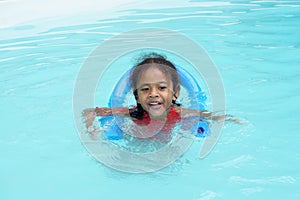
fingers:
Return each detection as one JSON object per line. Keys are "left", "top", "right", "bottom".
{"left": 81, "top": 109, "right": 96, "bottom": 128}
{"left": 82, "top": 108, "right": 95, "bottom": 117}
{"left": 85, "top": 116, "right": 96, "bottom": 128}
{"left": 210, "top": 114, "right": 243, "bottom": 125}
{"left": 228, "top": 117, "right": 244, "bottom": 124}
{"left": 87, "top": 126, "right": 100, "bottom": 140}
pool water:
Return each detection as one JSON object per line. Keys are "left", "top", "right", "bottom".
{"left": 1, "top": 0, "right": 299, "bottom": 199}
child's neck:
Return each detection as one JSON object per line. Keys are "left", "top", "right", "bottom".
{"left": 149, "top": 116, "right": 168, "bottom": 123}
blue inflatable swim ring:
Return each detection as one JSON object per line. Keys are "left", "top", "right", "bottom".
{"left": 99, "top": 65, "right": 209, "bottom": 140}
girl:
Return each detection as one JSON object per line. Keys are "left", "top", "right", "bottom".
{"left": 83, "top": 53, "right": 241, "bottom": 141}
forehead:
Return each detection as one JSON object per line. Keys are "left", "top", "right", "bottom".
{"left": 137, "top": 66, "right": 172, "bottom": 85}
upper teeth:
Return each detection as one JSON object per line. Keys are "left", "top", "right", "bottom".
{"left": 150, "top": 102, "right": 159, "bottom": 105}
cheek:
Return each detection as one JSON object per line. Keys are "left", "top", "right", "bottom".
{"left": 136, "top": 93, "right": 146, "bottom": 104}
{"left": 166, "top": 90, "right": 175, "bottom": 99}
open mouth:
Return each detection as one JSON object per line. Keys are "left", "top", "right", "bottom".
{"left": 149, "top": 102, "right": 161, "bottom": 105}
{"left": 148, "top": 101, "right": 162, "bottom": 109}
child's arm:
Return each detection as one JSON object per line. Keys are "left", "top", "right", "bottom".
{"left": 179, "top": 108, "right": 212, "bottom": 118}
{"left": 82, "top": 107, "right": 131, "bottom": 128}
{"left": 95, "top": 107, "right": 130, "bottom": 117}
{"left": 179, "top": 107, "right": 243, "bottom": 124}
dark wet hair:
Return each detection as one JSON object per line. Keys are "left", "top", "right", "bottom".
{"left": 129, "top": 53, "right": 181, "bottom": 119}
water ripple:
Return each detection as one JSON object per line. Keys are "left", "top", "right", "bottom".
{"left": 212, "top": 154, "right": 254, "bottom": 169}
{"left": 229, "top": 175, "right": 296, "bottom": 185}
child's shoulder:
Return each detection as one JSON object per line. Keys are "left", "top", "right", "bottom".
{"left": 173, "top": 106, "right": 182, "bottom": 114}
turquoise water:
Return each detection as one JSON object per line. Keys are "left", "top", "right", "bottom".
{"left": 1, "top": 1, "right": 299, "bottom": 199}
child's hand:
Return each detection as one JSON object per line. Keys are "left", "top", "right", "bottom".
{"left": 212, "top": 114, "right": 244, "bottom": 124}
{"left": 226, "top": 116, "right": 244, "bottom": 124}
{"left": 82, "top": 108, "right": 96, "bottom": 128}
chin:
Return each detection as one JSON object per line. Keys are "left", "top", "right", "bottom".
{"left": 149, "top": 111, "right": 168, "bottom": 119}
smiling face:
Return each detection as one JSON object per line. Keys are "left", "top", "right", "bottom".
{"left": 136, "top": 66, "right": 179, "bottom": 119}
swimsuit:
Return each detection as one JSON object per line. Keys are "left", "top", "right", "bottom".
{"left": 132, "top": 106, "right": 181, "bottom": 142}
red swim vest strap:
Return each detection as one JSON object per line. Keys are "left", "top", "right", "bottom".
{"left": 132, "top": 106, "right": 181, "bottom": 126}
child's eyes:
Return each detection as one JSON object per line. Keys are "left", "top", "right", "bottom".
{"left": 140, "top": 87, "right": 149, "bottom": 91}
{"left": 158, "top": 86, "right": 167, "bottom": 90}
{"left": 139, "top": 85, "right": 168, "bottom": 92}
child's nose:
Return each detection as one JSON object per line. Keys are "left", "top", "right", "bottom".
{"left": 148, "top": 87, "right": 159, "bottom": 98}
